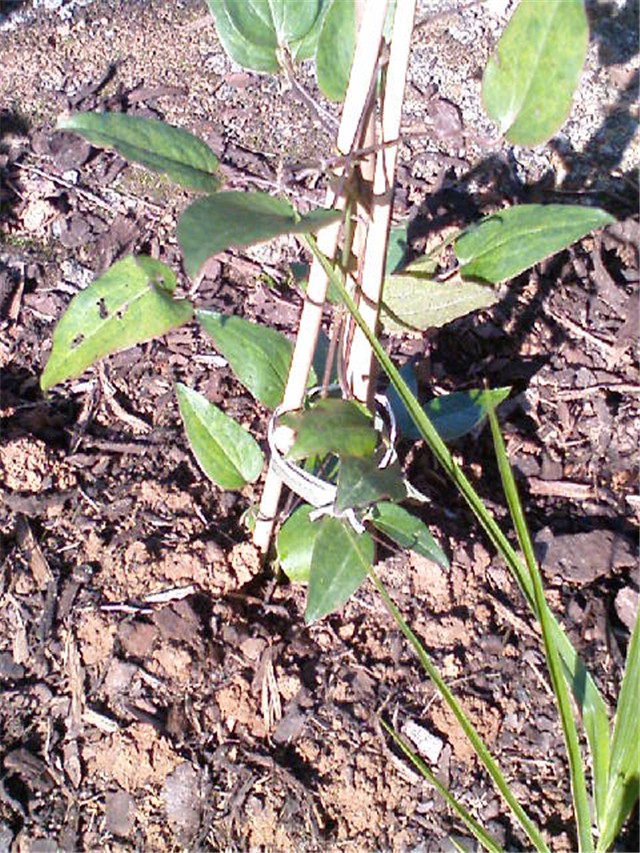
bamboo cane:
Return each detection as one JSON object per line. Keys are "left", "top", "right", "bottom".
{"left": 253, "top": 0, "right": 390, "bottom": 553}
{"left": 344, "top": 0, "right": 417, "bottom": 407}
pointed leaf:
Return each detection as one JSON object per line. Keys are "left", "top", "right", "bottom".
{"left": 425, "top": 388, "right": 512, "bottom": 442}
{"left": 456, "top": 204, "right": 615, "bottom": 284}
{"left": 276, "top": 503, "right": 319, "bottom": 582}
{"left": 281, "top": 398, "right": 377, "bottom": 461}
{"left": 393, "top": 387, "right": 511, "bottom": 442}
{"left": 388, "top": 367, "right": 511, "bottom": 443}
{"left": 197, "top": 310, "right": 316, "bottom": 409}
{"left": 178, "top": 191, "right": 341, "bottom": 278}
{"left": 381, "top": 271, "right": 498, "bottom": 333}
{"left": 305, "top": 516, "right": 373, "bottom": 622}
{"left": 176, "top": 383, "right": 263, "bottom": 489}
{"left": 482, "top": 0, "right": 588, "bottom": 145}
{"left": 41, "top": 257, "right": 193, "bottom": 391}
{"left": 289, "top": 0, "right": 327, "bottom": 61}
{"left": 335, "top": 455, "right": 406, "bottom": 513}
{"left": 403, "top": 252, "right": 439, "bottom": 277}
{"left": 229, "top": 0, "right": 323, "bottom": 54}
{"left": 58, "top": 113, "right": 221, "bottom": 193}
{"left": 370, "top": 502, "right": 449, "bottom": 567}
{"left": 316, "top": 0, "right": 356, "bottom": 102}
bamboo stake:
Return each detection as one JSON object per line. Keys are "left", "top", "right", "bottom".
{"left": 253, "top": 0, "right": 390, "bottom": 553}
{"left": 345, "top": 0, "right": 417, "bottom": 407}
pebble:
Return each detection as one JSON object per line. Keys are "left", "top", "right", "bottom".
{"left": 402, "top": 719, "right": 444, "bottom": 764}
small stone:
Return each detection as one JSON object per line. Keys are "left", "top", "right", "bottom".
{"left": 402, "top": 720, "right": 444, "bottom": 764}
{"left": 615, "top": 586, "right": 639, "bottom": 632}
{"left": 0, "top": 652, "right": 25, "bottom": 680}
{"left": 118, "top": 621, "right": 158, "bottom": 657}
{"left": 163, "top": 763, "right": 201, "bottom": 835}
{"left": 104, "top": 789, "right": 135, "bottom": 837}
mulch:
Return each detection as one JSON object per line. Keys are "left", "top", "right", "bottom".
{"left": 1, "top": 22, "right": 638, "bottom": 852}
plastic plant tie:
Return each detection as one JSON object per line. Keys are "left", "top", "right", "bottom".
{"left": 267, "top": 389, "right": 398, "bottom": 533}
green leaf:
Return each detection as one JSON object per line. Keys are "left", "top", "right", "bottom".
{"left": 58, "top": 113, "right": 221, "bottom": 193}
{"left": 482, "top": 0, "right": 589, "bottom": 145}
{"left": 557, "top": 631, "right": 612, "bottom": 840}
{"left": 206, "top": 0, "right": 279, "bottom": 71}
{"left": 597, "top": 615, "right": 640, "bottom": 851}
{"left": 281, "top": 398, "right": 377, "bottom": 461}
{"left": 176, "top": 383, "right": 263, "bottom": 489}
{"left": 456, "top": 205, "right": 615, "bottom": 284}
{"left": 178, "top": 191, "right": 341, "bottom": 278}
{"left": 197, "top": 310, "right": 313, "bottom": 410}
{"left": 426, "top": 388, "right": 512, "bottom": 442}
{"left": 305, "top": 516, "right": 373, "bottom": 622}
{"left": 385, "top": 222, "right": 410, "bottom": 276}
{"left": 206, "top": 0, "right": 325, "bottom": 72}
{"left": 231, "top": 0, "right": 322, "bottom": 54}
{"left": 386, "top": 357, "right": 419, "bottom": 438}
{"left": 403, "top": 252, "right": 438, "bottom": 277}
{"left": 290, "top": 0, "right": 328, "bottom": 61}
{"left": 369, "top": 502, "right": 449, "bottom": 567}
{"left": 41, "top": 256, "right": 193, "bottom": 391}
{"left": 316, "top": 0, "right": 356, "bottom": 102}
{"left": 276, "top": 503, "right": 319, "bottom": 582}
{"left": 424, "top": 388, "right": 512, "bottom": 442}
{"left": 381, "top": 272, "right": 498, "bottom": 333}
{"left": 335, "top": 455, "right": 406, "bottom": 513}
{"left": 390, "top": 380, "right": 512, "bottom": 443}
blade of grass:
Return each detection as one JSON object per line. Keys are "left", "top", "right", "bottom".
{"left": 487, "top": 402, "right": 594, "bottom": 852}
{"left": 597, "top": 614, "right": 640, "bottom": 851}
{"left": 302, "top": 232, "right": 611, "bottom": 829}
{"left": 370, "top": 569, "right": 549, "bottom": 852}
{"left": 381, "top": 719, "right": 505, "bottom": 853}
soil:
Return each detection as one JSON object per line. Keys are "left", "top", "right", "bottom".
{"left": 0, "top": 1, "right": 638, "bottom": 851}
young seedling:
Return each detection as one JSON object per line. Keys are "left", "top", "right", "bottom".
{"left": 39, "top": 0, "right": 636, "bottom": 848}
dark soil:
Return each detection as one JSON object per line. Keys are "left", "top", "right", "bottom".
{"left": 1, "top": 1, "right": 638, "bottom": 850}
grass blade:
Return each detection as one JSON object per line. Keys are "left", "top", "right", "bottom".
{"left": 597, "top": 614, "right": 640, "bottom": 851}
{"left": 487, "top": 403, "right": 594, "bottom": 852}
{"left": 381, "top": 719, "right": 504, "bottom": 853}
{"left": 370, "top": 569, "right": 549, "bottom": 852}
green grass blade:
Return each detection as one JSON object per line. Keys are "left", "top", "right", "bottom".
{"left": 597, "top": 614, "right": 640, "bottom": 851}
{"left": 553, "top": 625, "right": 611, "bottom": 829}
{"left": 302, "top": 233, "right": 611, "bottom": 833}
{"left": 370, "top": 570, "right": 549, "bottom": 852}
{"left": 487, "top": 404, "right": 594, "bottom": 852}
{"left": 381, "top": 720, "right": 504, "bottom": 853}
